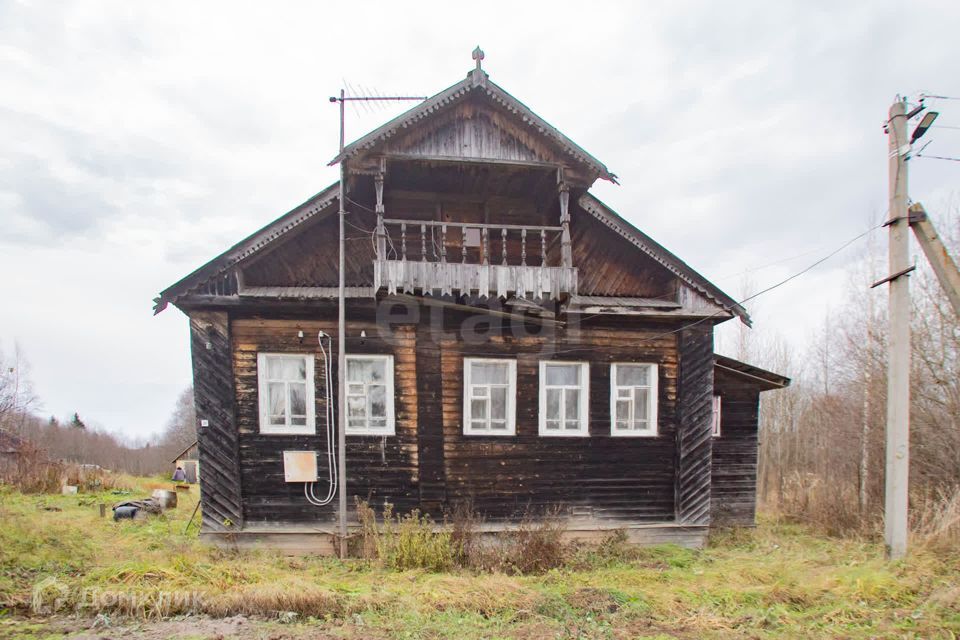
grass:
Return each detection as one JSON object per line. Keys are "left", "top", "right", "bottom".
{"left": 0, "top": 478, "right": 958, "bottom": 639}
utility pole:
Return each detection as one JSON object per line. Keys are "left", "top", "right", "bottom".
{"left": 884, "top": 98, "right": 911, "bottom": 560}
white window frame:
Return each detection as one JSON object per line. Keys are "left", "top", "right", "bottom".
{"left": 538, "top": 361, "right": 590, "bottom": 437}
{"left": 257, "top": 353, "right": 316, "bottom": 435}
{"left": 711, "top": 394, "right": 722, "bottom": 438}
{"left": 463, "top": 358, "right": 517, "bottom": 436}
{"left": 609, "top": 363, "right": 659, "bottom": 437}
{"left": 344, "top": 354, "right": 395, "bottom": 436}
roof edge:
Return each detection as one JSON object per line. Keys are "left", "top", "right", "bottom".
{"left": 578, "top": 193, "right": 750, "bottom": 326}
{"left": 153, "top": 183, "right": 339, "bottom": 314}
{"left": 714, "top": 354, "right": 791, "bottom": 390}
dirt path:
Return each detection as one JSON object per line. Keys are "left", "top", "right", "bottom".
{"left": 4, "top": 615, "right": 370, "bottom": 640}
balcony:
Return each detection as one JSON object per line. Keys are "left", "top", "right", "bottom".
{"left": 373, "top": 218, "right": 578, "bottom": 300}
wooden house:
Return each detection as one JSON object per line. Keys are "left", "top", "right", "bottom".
{"left": 171, "top": 440, "right": 200, "bottom": 484}
{"left": 155, "top": 54, "right": 789, "bottom": 552}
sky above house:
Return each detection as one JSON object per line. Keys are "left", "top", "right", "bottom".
{"left": 1, "top": 1, "right": 958, "bottom": 441}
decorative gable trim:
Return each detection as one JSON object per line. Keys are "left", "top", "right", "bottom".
{"left": 329, "top": 70, "right": 616, "bottom": 184}
{"left": 154, "top": 184, "right": 339, "bottom": 314}
{"left": 577, "top": 193, "right": 750, "bottom": 325}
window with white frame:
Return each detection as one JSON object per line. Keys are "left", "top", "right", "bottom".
{"left": 257, "top": 353, "right": 315, "bottom": 435}
{"left": 610, "top": 363, "right": 658, "bottom": 436}
{"left": 345, "top": 355, "right": 395, "bottom": 435}
{"left": 711, "top": 395, "right": 722, "bottom": 437}
{"left": 463, "top": 358, "right": 516, "bottom": 435}
{"left": 539, "top": 361, "right": 589, "bottom": 436}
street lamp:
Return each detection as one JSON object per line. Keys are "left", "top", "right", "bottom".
{"left": 911, "top": 111, "right": 939, "bottom": 144}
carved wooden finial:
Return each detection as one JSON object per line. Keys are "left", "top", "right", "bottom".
{"left": 472, "top": 46, "right": 485, "bottom": 71}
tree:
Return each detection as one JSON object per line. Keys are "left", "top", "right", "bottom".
{"left": 0, "top": 342, "right": 38, "bottom": 429}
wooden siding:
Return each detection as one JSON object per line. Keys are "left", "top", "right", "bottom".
{"left": 711, "top": 369, "right": 761, "bottom": 526}
{"left": 190, "top": 311, "right": 244, "bottom": 531}
{"left": 231, "top": 316, "right": 419, "bottom": 525}
{"left": 223, "top": 306, "right": 685, "bottom": 528}
{"left": 381, "top": 101, "right": 559, "bottom": 165}
{"left": 675, "top": 327, "right": 714, "bottom": 525}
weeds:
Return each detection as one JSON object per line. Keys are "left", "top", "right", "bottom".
{"left": 3, "top": 483, "right": 960, "bottom": 638}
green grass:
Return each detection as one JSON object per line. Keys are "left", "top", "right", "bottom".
{"left": 0, "top": 480, "right": 958, "bottom": 639}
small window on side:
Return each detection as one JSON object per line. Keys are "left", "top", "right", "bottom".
{"left": 610, "top": 363, "right": 658, "bottom": 437}
{"left": 711, "top": 395, "right": 722, "bottom": 438}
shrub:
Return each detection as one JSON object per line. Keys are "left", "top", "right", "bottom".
{"left": 355, "top": 499, "right": 458, "bottom": 572}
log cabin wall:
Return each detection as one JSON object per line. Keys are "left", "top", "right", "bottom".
{"left": 224, "top": 304, "right": 687, "bottom": 527}
{"left": 190, "top": 311, "right": 244, "bottom": 531}
{"left": 675, "top": 327, "right": 715, "bottom": 525}
{"left": 711, "top": 369, "right": 761, "bottom": 526}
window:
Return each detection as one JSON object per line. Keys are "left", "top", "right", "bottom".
{"left": 463, "top": 358, "right": 517, "bottom": 435}
{"left": 258, "top": 353, "right": 315, "bottom": 435}
{"left": 610, "top": 363, "right": 658, "bottom": 436}
{"left": 539, "top": 361, "right": 589, "bottom": 436}
{"left": 345, "top": 355, "right": 395, "bottom": 435}
{"left": 711, "top": 395, "right": 722, "bottom": 437}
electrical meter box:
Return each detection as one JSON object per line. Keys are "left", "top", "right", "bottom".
{"left": 283, "top": 451, "right": 318, "bottom": 483}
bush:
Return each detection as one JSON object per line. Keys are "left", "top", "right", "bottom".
{"left": 356, "top": 500, "right": 571, "bottom": 574}
{"left": 356, "top": 500, "right": 458, "bottom": 572}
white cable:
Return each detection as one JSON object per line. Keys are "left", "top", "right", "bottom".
{"left": 305, "top": 332, "right": 338, "bottom": 506}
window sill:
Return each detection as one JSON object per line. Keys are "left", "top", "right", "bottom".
{"left": 463, "top": 430, "right": 517, "bottom": 437}
{"left": 538, "top": 431, "right": 590, "bottom": 438}
{"left": 345, "top": 430, "right": 396, "bottom": 437}
{"left": 610, "top": 431, "right": 659, "bottom": 438}
{"left": 259, "top": 427, "right": 317, "bottom": 436}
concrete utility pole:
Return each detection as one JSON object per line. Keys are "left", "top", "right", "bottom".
{"left": 884, "top": 98, "right": 911, "bottom": 560}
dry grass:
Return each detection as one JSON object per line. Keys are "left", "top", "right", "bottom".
{"left": 0, "top": 441, "right": 133, "bottom": 495}
{"left": 2, "top": 481, "right": 960, "bottom": 639}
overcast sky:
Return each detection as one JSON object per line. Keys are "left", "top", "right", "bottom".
{"left": 1, "top": 1, "right": 957, "bottom": 440}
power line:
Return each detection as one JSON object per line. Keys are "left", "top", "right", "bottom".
{"left": 916, "top": 152, "right": 960, "bottom": 163}
{"left": 920, "top": 93, "right": 960, "bottom": 101}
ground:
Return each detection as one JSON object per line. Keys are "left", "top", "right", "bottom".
{"left": 0, "top": 477, "right": 958, "bottom": 639}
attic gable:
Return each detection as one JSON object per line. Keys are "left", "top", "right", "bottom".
{"left": 331, "top": 65, "right": 617, "bottom": 188}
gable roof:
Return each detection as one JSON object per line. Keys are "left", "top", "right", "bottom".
{"left": 155, "top": 64, "right": 745, "bottom": 324}
{"left": 329, "top": 67, "right": 617, "bottom": 185}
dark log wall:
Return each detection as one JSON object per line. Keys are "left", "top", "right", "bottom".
{"left": 190, "top": 311, "right": 244, "bottom": 531}
{"left": 231, "top": 316, "right": 419, "bottom": 525}
{"left": 223, "top": 306, "right": 689, "bottom": 527}
{"left": 437, "top": 316, "right": 679, "bottom": 522}
{"left": 675, "top": 327, "right": 714, "bottom": 525}
{"left": 711, "top": 369, "right": 761, "bottom": 526}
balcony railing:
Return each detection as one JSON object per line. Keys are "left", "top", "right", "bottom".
{"left": 373, "top": 218, "right": 578, "bottom": 300}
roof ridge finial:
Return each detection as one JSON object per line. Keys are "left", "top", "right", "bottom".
{"left": 472, "top": 46, "right": 485, "bottom": 71}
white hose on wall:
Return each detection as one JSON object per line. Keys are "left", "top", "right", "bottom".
{"left": 305, "top": 330, "right": 337, "bottom": 506}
